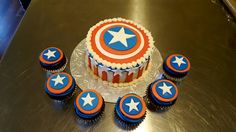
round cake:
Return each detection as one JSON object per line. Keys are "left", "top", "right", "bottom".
{"left": 74, "top": 89, "right": 105, "bottom": 121}
{"left": 114, "top": 93, "right": 146, "bottom": 128}
{"left": 163, "top": 54, "right": 191, "bottom": 81}
{"left": 146, "top": 79, "right": 178, "bottom": 110}
{"left": 39, "top": 47, "right": 67, "bottom": 73}
{"left": 45, "top": 72, "right": 76, "bottom": 100}
{"left": 86, "top": 18, "right": 154, "bottom": 84}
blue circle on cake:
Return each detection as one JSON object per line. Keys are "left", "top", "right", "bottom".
{"left": 49, "top": 73, "right": 69, "bottom": 90}
{"left": 170, "top": 55, "right": 189, "bottom": 71}
{"left": 42, "top": 47, "right": 61, "bottom": 61}
{"left": 121, "top": 96, "right": 142, "bottom": 115}
{"left": 78, "top": 92, "right": 99, "bottom": 111}
{"left": 155, "top": 81, "right": 177, "bottom": 99}
{"left": 103, "top": 26, "right": 137, "bottom": 51}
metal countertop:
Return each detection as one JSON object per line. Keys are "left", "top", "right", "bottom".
{"left": 0, "top": 0, "right": 235, "bottom": 131}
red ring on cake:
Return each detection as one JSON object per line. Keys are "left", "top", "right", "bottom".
{"left": 46, "top": 72, "right": 73, "bottom": 94}
{"left": 99, "top": 25, "right": 141, "bottom": 55}
{"left": 90, "top": 21, "right": 150, "bottom": 64}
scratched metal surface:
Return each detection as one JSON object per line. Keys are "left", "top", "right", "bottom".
{"left": 0, "top": 0, "right": 236, "bottom": 131}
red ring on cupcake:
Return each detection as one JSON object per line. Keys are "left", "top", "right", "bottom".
{"left": 166, "top": 54, "right": 191, "bottom": 73}
{"left": 119, "top": 94, "right": 146, "bottom": 119}
{"left": 151, "top": 79, "right": 178, "bottom": 102}
{"left": 75, "top": 89, "right": 103, "bottom": 115}
{"left": 39, "top": 47, "right": 64, "bottom": 64}
{"left": 46, "top": 72, "right": 73, "bottom": 94}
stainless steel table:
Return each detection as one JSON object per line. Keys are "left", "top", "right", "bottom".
{"left": 0, "top": 0, "right": 235, "bottom": 131}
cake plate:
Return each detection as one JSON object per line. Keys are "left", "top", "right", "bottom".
{"left": 70, "top": 39, "right": 163, "bottom": 103}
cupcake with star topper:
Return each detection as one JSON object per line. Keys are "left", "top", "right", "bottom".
{"left": 114, "top": 93, "right": 146, "bottom": 130}
{"left": 74, "top": 89, "right": 105, "bottom": 124}
{"left": 145, "top": 79, "right": 178, "bottom": 111}
{"left": 45, "top": 72, "right": 76, "bottom": 101}
{"left": 163, "top": 54, "right": 191, "bottom": 82}
{"left": 39, "top": 47, "right": 67, "bottom": 73}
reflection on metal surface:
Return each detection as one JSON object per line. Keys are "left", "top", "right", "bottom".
{"left": 223, "top": 0, "right": 236, "bottom": 20}
{"left": 129, "top": 0, "right": 147, "bottom": 24}
{"left": 70, "top": 39, "right": 163, "bottom": 103}
{"left": 211, "top": 0, "right": 236, "bottom": 22}
{"left": 1, "top": 0, "right": 236, "bottom": 131}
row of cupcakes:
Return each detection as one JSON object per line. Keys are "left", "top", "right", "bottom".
{"left": 44, "top": 72, "right": 186, "bottom": 130}
{"left": 44, "top": 71, "right": 146, "bottom": 129}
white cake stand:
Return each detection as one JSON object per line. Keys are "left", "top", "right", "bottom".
{"left": 70, "top": 39, "right": 163, "bottom": 103}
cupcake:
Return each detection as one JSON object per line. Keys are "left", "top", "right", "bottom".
{"left": 163, "top": 54, "right": 190, "bottom": 82}
{"left": 145, "top": 79, "right": 178, "bottom": 111}
{"left": 45, "top": 72, "right": 76, "bottom": 101}
{"left": 74, "top": 89, "right": 105, "bottom": 124}
{"left": 39, "top": 47, "right": 67, "bottom": 73}
{"left": 114, "top": 93, "right": 146, "bottom": 130}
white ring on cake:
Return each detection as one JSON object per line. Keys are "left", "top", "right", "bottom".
{"left": 94, "top": 23, "right": 144, "bottom": 59}
{"left": 86, "top": 18, "right": 154, "bottom": 69}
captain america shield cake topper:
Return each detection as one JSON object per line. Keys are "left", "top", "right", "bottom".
{"left": 151, "top": 79, "right": 178, "bottom": 102}
{"left": 74, "top": 89, "right": 105, "bottom": 122}
{"left": 88, "top": 19, "right": 151, "bottom": 64}
{"left": 45, "top": 72, "right": 76, "bottom": 100}
{"left": 145, "top": 79, "right": 179, "bottom": 111}
{"left": 163, "top": 54, "right": 191, "bottom": 81}
{"left": 41, "top": 47, "right": 62, "bottom": 63}
{"left": 39, "top": 47, "right": 67, "bottom": 73}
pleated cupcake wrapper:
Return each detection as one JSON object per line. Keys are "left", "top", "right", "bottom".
{"left": 113, "top": 108, "right": 145, "bottom": 131}
{"left": 48, "top": 81, "right": 78, "bottom": 102}
{"left": 144, "top": 87, "right": 172, "bottom": 111}
{"left": 64, "top": 84, "right": 80, "bottom": 101}
{"left": 75, "top": 112, "right": 103, "bottom": 125}
{"left": 75, "top": 101, "right": 105, "bottom": 125}
{"left": 43, "top": 57, "right": 68, "bottom": 74}
{"left": 163, "top": 71, "right": 185, "bottom": 82}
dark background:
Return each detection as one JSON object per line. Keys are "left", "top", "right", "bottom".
{"left": 0, "top": 0, "right": 235, "bottom": 131}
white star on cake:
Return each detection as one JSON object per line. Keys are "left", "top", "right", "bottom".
{"left": 125, "top": 98, "right": 140, "bottom": 112}
{"left": 44, "top": 49, "right": 56, "bottom": 59}
{"left": 52, "top": 75, "right": 66, "bottom": 86}
{"left": 172, "top": 56, "right": 186, "bottom": 67}
{"left": 108, "top": 27, "right": 135, "bottom": 47}
{"left": 81, "top": 93, "right": 95, "bottom": 106}
{"left": 158, "top": 82, "right": 173, "bottom": 95}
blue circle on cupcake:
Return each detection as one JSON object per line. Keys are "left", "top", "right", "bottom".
{"left": 155, "top": 81, "right": 177, "bottom": 99}
{"left": 49, "top": 73, "right": 69, "bottom": 90}
{"left": 103, "top": 26, "right": 137, "bottom": 51}
{"left": 78, "top": 91, "right": 99, "bottom": 111}
{"left": 121, "top": 96, "right": 143, "bottom": 115}
{"left": 42, "top": 47, "right": 61, "bottom": 62}
{"left": 169, "top": 55, "right": 189, "bottom": 71}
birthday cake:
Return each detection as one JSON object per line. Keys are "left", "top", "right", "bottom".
{"left": 86, "top": 18, "right": 154, "bottom": 84}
